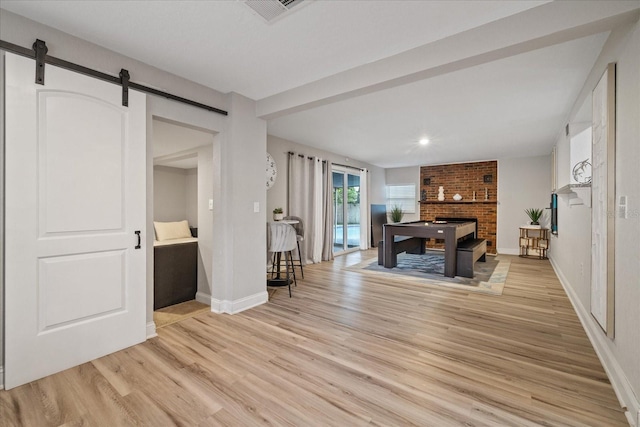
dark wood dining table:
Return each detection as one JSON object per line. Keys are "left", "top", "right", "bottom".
{"left": 383, "top": 221, "right": 477, "bottom": 277}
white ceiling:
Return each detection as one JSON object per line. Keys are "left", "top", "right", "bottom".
{"left": 152, "top": 119, "right": 214, "bottom": 169}
{"left": 268, "top": 32, "right": 609, "bottom": 168}
{"left": 3, "top": 1, "right": 639, "bottom": 168}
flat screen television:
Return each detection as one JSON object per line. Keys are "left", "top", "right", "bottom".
{"left": 550, "top": 193, "right": 558, "bottom": 235}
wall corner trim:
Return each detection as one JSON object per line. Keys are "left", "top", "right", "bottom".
{"left": 549, "top": 256, "right": 639, "bottom": 427}
{"left": 146, "top": 322, "right": 157, "bottom": 339}
{"left": 210, "top": 291, "right": 268, "bottom": 315}
{"left": 0, "top": 366, "right": 4, "bottom": 390}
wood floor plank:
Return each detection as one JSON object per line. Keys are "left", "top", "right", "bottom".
{"left": 0, "top": 251, "right": 629, "bottom": 426}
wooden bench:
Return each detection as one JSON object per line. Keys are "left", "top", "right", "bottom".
{"left": 378, "top": 236, "right": 425, "bottom": 265}
{"left": 456, "top": 238, "right": 487, "bottom": 278}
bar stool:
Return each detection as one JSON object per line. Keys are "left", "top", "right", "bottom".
{"left": 283, "top": 215, "right": 304, "bottom": 278}
{"left": 267, "top": 222, "right": 298, "bottom": 297}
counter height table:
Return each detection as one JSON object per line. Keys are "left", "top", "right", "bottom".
{"left": 383, "top": 221, "right": 477, "bottom": 277}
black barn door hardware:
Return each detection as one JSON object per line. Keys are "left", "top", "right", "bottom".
{"left": 0, "top": 39, "right": 228, "bottom": 115}
{"left": 135, "top": 231, "right": 141, "bottom": 249}
{"left": 120, "top": 69, "right": 130, "bottom": 107}
{"left": 33, "top": 39, "right": 48, "bottom": 85}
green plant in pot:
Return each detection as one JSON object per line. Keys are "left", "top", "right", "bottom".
{"left": 273, "top": 207, "right": 284, "bottom": 221}
{"left": 389, "top": 205, "right": 404, "bottom": 223}
{"left": 524, "top": 208, "right": 544, "bottom": 226}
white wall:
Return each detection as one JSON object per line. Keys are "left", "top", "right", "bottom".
{"left": 195, "top": 146, "right": 213, "bottom": 299}
{"left": 549, "top": 19, "right": 640, "bottom": 426}
{"left": 219, "top": 93, "right": 267, "bottom": 304}
{"left": 0, "top": 52, "right": 5, "bottom": 386}
{"left": 385, "top": 167, "right": 421, "bottom": 222}
{"left": 153, "top": 166, "right": 188, "bottom": 223}
{"left": 497, "top": 156, "right": 551, "bottom": 255}
{"left": 0, "top": 10, "right": 226, "bottom": 112}
{"left": 152, "top": 166, "right": 198, "bottom": 226}
{"left": 185, "top": 168, "right": 198, "bottom": 227}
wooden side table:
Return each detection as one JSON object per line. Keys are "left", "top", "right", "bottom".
{"left": 519, "top": 227, "right": 549, "bottom": 259}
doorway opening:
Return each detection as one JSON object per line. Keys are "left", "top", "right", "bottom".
{"left": 151, "top": 118, "right": 214, "bottom": 328}
{"left": 332, "top": 167, "right": 361, "bottom": 255}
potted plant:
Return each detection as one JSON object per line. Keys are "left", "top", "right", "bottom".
{"left": 389, "top": 205, "right": 404, "bottom": 223}
{"left": 524, "top": 208, "right": 544, "bottom": 227}
{"left": 273, "top": 207, "right": 284, "bottom": 221}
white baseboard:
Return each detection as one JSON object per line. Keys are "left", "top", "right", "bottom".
{"left": 146, "top": 321, "right": 157, "bottom": 339}
{"left": 0, "top": 365, "right": 4, "bottom": 390}
{"left": 497, "top": 247, "right": 519, "bottom": 255}
{"left": 195, "top": 291, "right": 211, "bottom": 305}
{"left": 549, "top": 256, "right": 639, "bottom": 427}
{"left": 210, "top": 291, "right": 268, "bottom": 315}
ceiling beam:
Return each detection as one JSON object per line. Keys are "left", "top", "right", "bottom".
{"left": 256, "top": 1, "right": 640, "bottom": 120}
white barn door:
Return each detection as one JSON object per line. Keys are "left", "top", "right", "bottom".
{"left": 4, "top": 53, "right": 147, "bottom": 388}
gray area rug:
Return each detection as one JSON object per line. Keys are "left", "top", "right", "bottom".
{"left": 345, "top": 251, "right": 510, "bottom": 295}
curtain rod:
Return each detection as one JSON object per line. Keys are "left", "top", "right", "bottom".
{"left": 334, "top": 162, "right": 366, "bottom": 172}
{"left": 288, "top": 151, "right": 366, "bottom": 171}
{"left": 0, "top": 39, "right": 228, "bottom": 116}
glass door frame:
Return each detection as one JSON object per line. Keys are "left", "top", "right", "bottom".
{"left": 332, "top": 166, "right": 361, "bottom": 256}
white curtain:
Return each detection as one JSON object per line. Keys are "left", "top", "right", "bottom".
{"left": 287, "top": 153, "right": 333, "bottom": 264}
{"left": 289, "top": 153, "right": 335, "bottom": 263}
{"left": 312, "top": 159, "right": 324, "bottom": 263}
{"left": 288, "top": 153, "right": 315, "bottom": 265}
{"left": 359, "top": 168, "right": 369, "bottom": 250}
{"left": 321, "top": 160, "right": 334, "bottom": 261}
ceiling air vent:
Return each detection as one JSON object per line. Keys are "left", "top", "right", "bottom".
{"left": 243, "top": 0, "right": 306, "bottom": 23}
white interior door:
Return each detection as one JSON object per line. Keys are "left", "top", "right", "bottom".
{"left": 4, "top": 53, "right": 147, "bottom": 388}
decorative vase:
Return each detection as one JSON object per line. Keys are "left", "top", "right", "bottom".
{"left": 437, "top": 186, "right": 445, "bottom": 201}
{"left": 453, "top": 193, "right": 462, "bottom": 201}
{"left": 274, "top": 213, "right": 283, "bottom": 221}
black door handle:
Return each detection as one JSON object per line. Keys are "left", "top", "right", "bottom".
{"left": 135, "top": 230, "right": 141, "bottom": 249}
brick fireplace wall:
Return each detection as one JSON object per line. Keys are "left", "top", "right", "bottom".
{"left": 420, "top": 161, "right": 498, "bottom": 254}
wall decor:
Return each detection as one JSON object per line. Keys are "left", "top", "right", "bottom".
{"left": 590, "top": 63, "right": 616, "bottom": 338}
{"left": 572, "top": 159, "right": 592, "bottom": 184}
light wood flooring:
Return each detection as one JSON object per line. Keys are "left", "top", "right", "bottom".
{"left": 154, "top": 300, "right": 211, "bottom": 329}
{"left": 0, "top": 251, "right": 628, "bottom": 426}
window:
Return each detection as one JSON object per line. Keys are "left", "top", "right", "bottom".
{"left": 386, "top": 184, "right": 416, "bottom": 213}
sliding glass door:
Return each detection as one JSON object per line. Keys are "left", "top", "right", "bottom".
{"left": 333, "top": 168, "right": 361, "bottom": 254}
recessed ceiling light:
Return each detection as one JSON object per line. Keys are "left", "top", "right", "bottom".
{"left": 419, "top": 138, "right": 429, "bottom": 145}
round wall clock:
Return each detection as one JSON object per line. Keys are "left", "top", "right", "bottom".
{"left": 266, "top": 153, "right": 277, "bottom": 190}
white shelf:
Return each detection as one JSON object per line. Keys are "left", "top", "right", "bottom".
{"left": 556, "top": 184, "right": 591, "bottom": 207}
